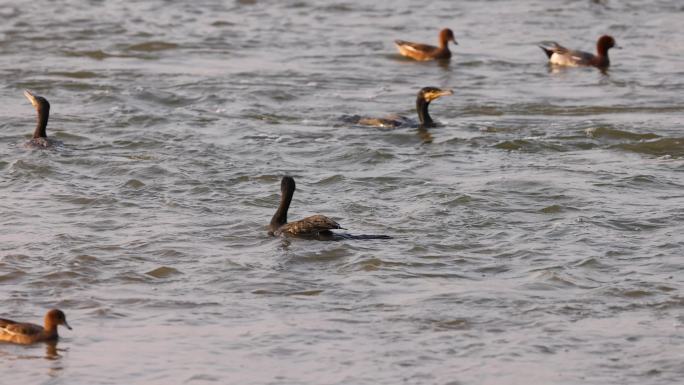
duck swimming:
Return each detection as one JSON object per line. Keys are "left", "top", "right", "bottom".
{"left": 0, "top": 309, "right": 72, "bottom": 345}
{"left": 353, "top": 87, "right": 453, "bottom": 129}
{"left": 23, "top": 90, "right": 61, "bottom": 147}
{"left": 395, "top": 28, "right": 457, "bottom": 61}
{"left": 539, "top": 35, "right": 619, "bottom": 69}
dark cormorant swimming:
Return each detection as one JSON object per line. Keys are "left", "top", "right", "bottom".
{"left": 23, "top": 90, "right": 61, "bottom": 147}
{"left": 268, "top": 176, "right": 391, "bottom": 240}
{"left": 351, "top": 87, "right": 453, "bottom": 129}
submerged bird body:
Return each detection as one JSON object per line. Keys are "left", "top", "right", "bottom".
{"left": 395, "top": 28, "right": 457, "bottom": 61}
{"left": 355, "top": 115, "right": 410, "bottom": 128}
{"left": 353, "top": 87, "right": 453, "bottom": 129}
{"left": 23, "top": 90, "right": 61, "bottom": 147}
{"left": 269, "top": 177, "right": 342, "bottom": 238}
{"left": 539, "top": 35, "right": 618, "bottom": 68}
{"left": 0, "top": 309, "right": 72, "bottom": 345}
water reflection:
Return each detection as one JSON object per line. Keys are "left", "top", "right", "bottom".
{"left": 45, "top": 341, "right": 62, "bottom": 360}
{"left": 417, "top": 127, "right": 434, "bottom": 143}
{"left": 437, "top": 59, "right": 451, "bottom": 71}
{"left": 0, "top": 340, "right": 65, "bottom": 361}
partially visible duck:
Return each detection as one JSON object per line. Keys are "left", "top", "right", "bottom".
{"left": 539, "top": 35, "right": 619, "bottom": 69}
{"left": 353, "top": 87, "right": 453, "bottom": 129}
{"left": 23, "top": 90, "right": 62, "bottom": 147}
{"left": 395, "top": 28, "right": 457, "bottom": 61}
{"left": 269, "top": 176, "right": 343, "bottom": 238}
{"left": 0, "top": 309, "right": 72, "bottom": 345}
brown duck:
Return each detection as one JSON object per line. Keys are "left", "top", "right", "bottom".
{"left": 0, "top": 309, "right": 72, "bottom": 345}
{"left": 395, "top": 28, "right": 457, "bottom": 61}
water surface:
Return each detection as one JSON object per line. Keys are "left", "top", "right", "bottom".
{"left": 1, "top": 1, "right": 683, "bottom": 384}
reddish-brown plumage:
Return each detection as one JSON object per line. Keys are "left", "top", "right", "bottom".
{"left": 395, "top": 28, "right": 457, "bottom": 61}
{"left": 539, "top": 35, "right": 618, "bottom": 69}
{"left": 0, "top": 309, "right": 72, "bottom": 345}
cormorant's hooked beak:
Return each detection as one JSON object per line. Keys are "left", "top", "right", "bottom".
{"left": 24, "top": 89, "right": 39, "bottom": 107}
{"left": 424, "top": 88, "right": 454, "bottom": 102}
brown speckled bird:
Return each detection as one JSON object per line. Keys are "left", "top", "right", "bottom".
{"left": 268, "top": 176, "right": 343, "bottom": 238}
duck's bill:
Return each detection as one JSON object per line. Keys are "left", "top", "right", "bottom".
{"left": 23, "top": 90, "right": 38, "bottom": 107}
{"left": 63, "top": 320, "right": 72, "bottom": 330}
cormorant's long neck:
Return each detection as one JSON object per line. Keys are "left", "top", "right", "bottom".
{"left": 270, "top": 187, "right": 293, "bottom": 230}
{"left": 416, "top": 97, "right": 434, "bottom": 128}
{"left": 33, "top": 104, "right": 49, "bottom": 139}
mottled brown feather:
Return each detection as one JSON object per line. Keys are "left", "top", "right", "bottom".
{"left": 395, "top": 41, "right": 451, "bottom": 61}
{"left": 394, "top": 28, "right": 456, "bottom": 61}
{"left": 275, "top": 214, "right": 342, "bottom": 236}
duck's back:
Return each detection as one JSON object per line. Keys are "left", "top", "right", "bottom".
{"left": 395, "top": 41, "right": 449, "bottom": 61}
{"left": 0, "top": 319, "right": 45, "bottom": 344}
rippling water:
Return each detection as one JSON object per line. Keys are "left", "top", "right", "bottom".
{"left": 1, "top": 0, "right": 683, "bottom": 384}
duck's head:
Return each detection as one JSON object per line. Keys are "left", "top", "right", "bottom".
{"left": 418, "top": 87, "right": 454, "bottom": 103}
{"left": 597, "top": 35, "right": 619, "bottom": 52}
{"left": 439, "top": 28, "right": 457, "bottom": 46}
{"left": 45, "top": 309, "right": 72, "bottom": 330}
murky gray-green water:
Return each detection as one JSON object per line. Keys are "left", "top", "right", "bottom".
{"left": 1, "top": 0, "right": 683, "bottom": 384}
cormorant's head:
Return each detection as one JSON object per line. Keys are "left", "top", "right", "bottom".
{"left": 281, "top": 176, "right": 296, "bottom": 194}
{"left": 418, "top": 87, "right": 454, "bottom": 103}
{"left": 24, "top": 90, "right": 50, "bottom": 112}
{"left": 597, "top": 35, "right": 618, "bottom": 52}
{"left": 439, "top": 28, "right": 457, "bottom": 45}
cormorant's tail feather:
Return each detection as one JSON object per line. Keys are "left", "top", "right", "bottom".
{"left": 342, "top": 234, "right": 393, "bottom": 240}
